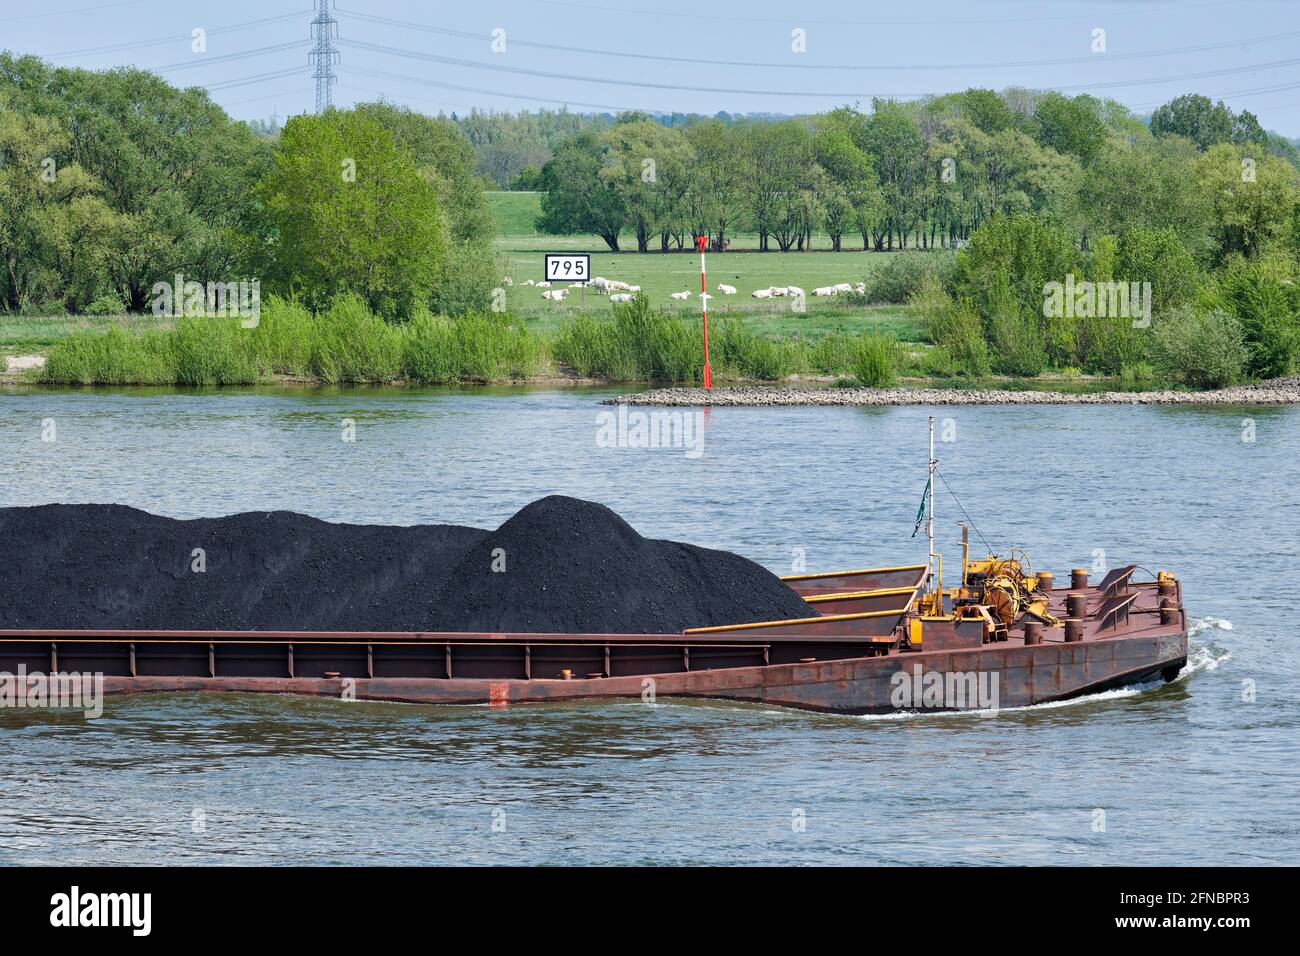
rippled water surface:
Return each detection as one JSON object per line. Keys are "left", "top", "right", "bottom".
{"left": 0, "top": 386, "right": 1296, "bottom": 864}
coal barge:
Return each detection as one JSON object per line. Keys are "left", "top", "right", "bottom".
{"left": 0, "top": 421, "right": 1188, "bottom": 716}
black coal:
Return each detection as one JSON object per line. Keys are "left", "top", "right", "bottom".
{"left": 0, "top": 496, "right": 811, "bottom": 634}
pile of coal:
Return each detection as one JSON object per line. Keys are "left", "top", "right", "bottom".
{"left": 0, "top": 504, "right": 485, "bottom": 631}
{"left": 430, "top": 496, "right": 812, "bottom": 634}
{"left": 0, "top": 497, "right": 810, "bottom": 633}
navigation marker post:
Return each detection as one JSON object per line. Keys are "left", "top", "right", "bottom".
{"left": 695, "top": 234, "right": 713, "bottom": 389}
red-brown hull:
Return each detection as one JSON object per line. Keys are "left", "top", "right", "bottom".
{"left": 84, "top": 628, "right": 1186, "bottom": 715}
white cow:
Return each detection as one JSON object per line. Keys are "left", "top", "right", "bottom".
{"left": 541, "top": 289, "right": 568, "bottom": 300}
{"left": 752, "top": 288, "right": 774, "bottom": 299}
{"left": 501, "top": 276, "right": 513, "bottom": 287}
{"left": 717, "top": 284, "right": 737, "bottom": 295}
{"left": 833, "top": 282, "right": 853, "bottom": 293}
{"left": 787, "top": 286, "right": 805, "bottom": 298}
{"left": 812, "top": 286, "right": 836, "bottom": 296}
{"left": 609, "top": 293, "right": 635, "bottom": 303}
{"left": 537, "top": 281, "right": 552, "bottom": 288}
{"left": 627, "top": 285, "right": 641, "bottom": 292}
{"left": 669, "top": 291, "right": 691, "bottom": 300}
{"left": 523, "top": 279, "right": 535, "bottom": 286}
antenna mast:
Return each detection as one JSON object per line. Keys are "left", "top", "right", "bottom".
{"left": 310, "top": 1, "right": 340, "bottom": 114}
{"left": 928, "top": 416, "right": 940, "bottom": 606}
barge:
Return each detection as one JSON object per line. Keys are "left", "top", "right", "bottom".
{"left": 0, "top": 421, "right": 1188, "bottom": 716}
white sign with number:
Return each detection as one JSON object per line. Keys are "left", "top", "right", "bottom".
{"left": 544, "top": 253, "right": 590, "bottom": 282}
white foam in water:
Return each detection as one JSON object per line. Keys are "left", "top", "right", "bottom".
{"left": 1188, "top": 616, "right": 1234, "bottom": 637}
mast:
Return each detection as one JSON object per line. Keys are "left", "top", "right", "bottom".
{"left": 928, "top": 416, "right": 935, "bottom": 596}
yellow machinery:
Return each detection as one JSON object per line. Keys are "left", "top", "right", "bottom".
{"left": 954, "top": 533, "right": 1062, "bottom": 629}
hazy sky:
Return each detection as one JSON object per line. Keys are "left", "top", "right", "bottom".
{"left": 3, "top": 0, "right": 1299, "bottom": 135}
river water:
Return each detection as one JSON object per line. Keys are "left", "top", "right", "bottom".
{"left": 0, "top": 386, "right": 1295, "bottom": 865}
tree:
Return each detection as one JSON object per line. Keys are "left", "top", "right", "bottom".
{"left": 0, "top": 53, "right": 269, "bottom": 310}
{"left": 599, "top": 119, "right": 693, "bottom": 253}
{"left": 685, "top": 119, "right": 747, "bottom": 250}
{"left": 1194, "top": 143, "right": 1300, "bottom": 261}
{"left": 536, "top": 130, "right": 625, "bottom": 251}
{"left": 1150, "top": 94, "right": 1266, "bottom": 151}
{"left": 0, "top": 107, "right": 120, "bottom": 311}
{"left": 1032, "top": 93, "right": 1107, "bottom": 163}
{"left": 1076, "top": 136, "right": 1212, "bottom": 255}
{"left": 257, "top": 110, "right": 446, "bottom": 319}
{"left": 862, "top": 101, "right": 925, "bottom": 249}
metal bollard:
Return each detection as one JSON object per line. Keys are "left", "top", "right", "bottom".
{"left": 1023, "top": 621, "right": 1042, "bottom": 645}
{"left": 1066, "top": 592, "right": 1088, "bottom": 620}
{"left": 1065, "top": 619, "right": 1084, "bottom": 643}
{"left": 1071, "top": 568, "right": 1090, "bottom": 590}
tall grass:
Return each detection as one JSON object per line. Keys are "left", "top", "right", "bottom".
{"left": 37, "top": 293, "right": 893, "bottom": 386}
{"left": 39, "top": 294, "right": 545, "bottom": 386}
{"left": 553, "top": 296, "right": 885, "bottom": 382}
{"left": 850, "top": 333, "right": 899, "bottom": 387}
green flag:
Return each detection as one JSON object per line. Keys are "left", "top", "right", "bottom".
{"left": 911, "top": 479, "right": 930, "bottom": 538}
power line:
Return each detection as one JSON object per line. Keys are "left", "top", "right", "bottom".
{"left": 338, "top": 38, "right": 920, "bottom": 98}
{"left": 0, "top": 0, "right": 151, "bottom": 23}
{"left": 205, "top": 67, "right": 308, "bottom": 92}
{"left": 338, "top": 7, "right": 1300, "bottom": 73}
{"left": 45, "top": 11, "right": 312, "bottom": 60}
{"left": 345, "top": 65, "right": 668, "bottom": 114}
{"left": 527, "top": 0, "right": 1232, "bottom": 27}
{"left": 339, "top": 34, "right": 1300, "bottom": 101}
{"left": 151, "top": 41, "right": 311, "bottom": 75}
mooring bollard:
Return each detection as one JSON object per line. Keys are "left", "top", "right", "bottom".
{"left": 1066, "top": 592, "right": 1088, "bottom": 620}
{"left": 1160, "top": 598, "right": 1177, "bottom": 625}
{"left": 1071, "top": 568, "right": 1090, "bottom": 590}
{"left": 1036, "top": 571, "right": 1054, "bottom": 592}
{"left": 1065, "top": 619, "right": 1084, "bottom": 643}
{"left": 1023, "top": 621, "right": 1042, "bottom": 645}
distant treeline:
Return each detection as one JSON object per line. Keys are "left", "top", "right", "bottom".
{"left": 520, "top": 92, "right": 1300, "bottom": 254}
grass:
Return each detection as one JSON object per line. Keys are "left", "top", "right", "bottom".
{"left": 0, "top": 313, "right": 173, "bottom": 353}
{"left": 486, "top": 191, "right": 543, "bottom": 237}
{"left": 495, "top": 239, "right": 927, "bottom": 342}
{"left": 36, "top": 296, "right": 548, "bottom": 387}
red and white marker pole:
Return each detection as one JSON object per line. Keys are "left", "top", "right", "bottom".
{"left": 696, "top": 233, "right": 713, "bottom": 389}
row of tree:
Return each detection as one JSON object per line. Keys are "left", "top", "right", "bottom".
{"left": 532, "top": 91, "right": 1300, "bottom": 261}
{"left": 0, "top": 54, "right": 494, "bottom": 319}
